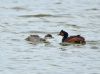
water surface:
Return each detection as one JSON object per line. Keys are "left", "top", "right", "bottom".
{"left": 0, "top": 0, "right": 100, "bottom": 74}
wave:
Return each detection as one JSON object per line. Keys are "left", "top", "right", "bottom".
{"left": 19, "top": 14, "right": 64, "bottom": 18}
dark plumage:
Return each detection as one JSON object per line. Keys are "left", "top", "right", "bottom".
{"left": 59, "top": 30, "right": 86, "bottom": 44}
{"left": 44, "top": 34, "right": 53, "bottom": 38}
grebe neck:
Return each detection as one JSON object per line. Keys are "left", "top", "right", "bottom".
{"left": 62, "top": 33, "right": 68, "bottom": 42}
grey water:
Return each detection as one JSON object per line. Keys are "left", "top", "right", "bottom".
{"left": 0, "top": 0, "right": 100, "bottom": 74}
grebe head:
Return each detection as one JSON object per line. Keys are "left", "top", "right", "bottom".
{"left": 59, "top": 30, "right": 69, "bottom": 42}
{"left": 44, "top": 34, "right": 53, "bottom": 39}
{"left": 59, "top": 30, "right": 68, "bottom": 37}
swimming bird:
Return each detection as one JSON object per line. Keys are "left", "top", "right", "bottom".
{"left": 59, "top": 30, "right": 86, "bottom": 44}
{"left": 25, "top": 34, "right": 53, "bottom": 43}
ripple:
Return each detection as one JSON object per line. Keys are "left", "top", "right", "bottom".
{"left": 6, "top": 66, "right": 16, "bottom": 70}
{"left": 65, "top": 24, "right": 82, "bottom": 28}
{"left": 11, "top": 39, "right": 20, "bottom": 42}
{"left": 87, "top": 40, "right": 100, "bottom": 49}
{"left": 55, "top": 2, "right": 62, "bottom": 4}
{"left": 91, "top": 46, "right": 99, "bottom": 49}
{"left": 11, "top": 6, "right": 29, "bottom": 11}
{"left": 20, "top": 14, "right": 54, "bottom": 17}
{"left": 0, "top": 69, "right": 3, "bottom": 72}
{"left": 21, "top": 30, "right": 59, "bottom": 34}
{"left": 87, "top": 40, "right": 100, "bottom": 45}
{"left": 86, "top": 8, "right": 100, "bottom": 11}
{"left": 49, "top": 64, "right": 62, "bottom": 67}
{"left": 19, "top": 14, "right": 64, "bottom": 18}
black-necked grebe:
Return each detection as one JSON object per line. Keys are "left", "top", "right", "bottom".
{"left": 59, "top": 30, "right": 86, "bottom": 44}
